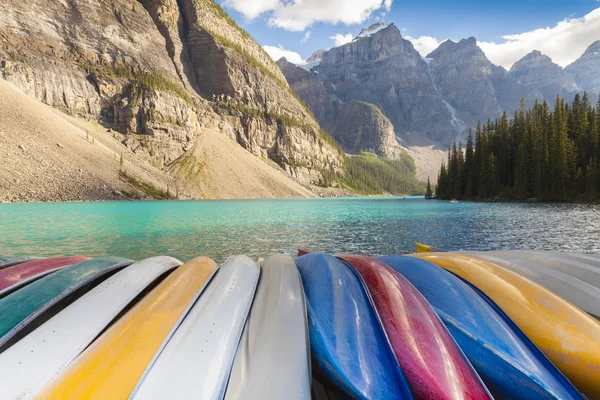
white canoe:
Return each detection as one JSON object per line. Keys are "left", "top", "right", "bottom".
{"left": 131, "top": 255, "right": 260, "bottom": 400}
{"left": 463, "top": 250, "right": 600, "bottom": 319}
{"left": 0, "top": 256, "right": 181, "bottom": 400}
{"left": 224, "top": 255, "right": 311, "bottom": 400}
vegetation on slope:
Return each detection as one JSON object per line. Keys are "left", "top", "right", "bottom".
{"left": 437, "top": 93, "right": 600, "bottom": 202}
{"left": 338, "top": 152, "right": 426, "bottom": 195}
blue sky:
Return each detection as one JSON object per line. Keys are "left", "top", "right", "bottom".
{"left": 217, "top": 0, "right": 600, "bottom": 68}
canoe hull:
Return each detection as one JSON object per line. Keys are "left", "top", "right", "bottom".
{"left": 339, "top": 254, "right": 491, "bottom": 400}
{"left": 0, "top": 256, "right": 91, "bottom": 298}
{"left": 295, "top": 253, "right": 413, "bottom": 400}
{"left": 463, "top": 250, "right": 600, "bottom": 319}
{"left": 0, "top": 256, "right": 181, "bottom": 400}
{"left": 0, "top": 257, "right": 133, "bottom": 350}
{"left": 379, "top": 255, "right": 583, "bottom": 400}
{"left": 132, "top": 255, "right": 260, "bottom": 400}
{"left": 225, "top": 255, "right": 311, "bottom": 400}
{"left": 411, "top": 252, "right": 600, "bottom": 398}
{"left": 36, "top": 257, "right": 218, "bottom": 400}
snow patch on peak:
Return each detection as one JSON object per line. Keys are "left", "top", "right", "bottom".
{"left": 353, "top": 23, "right": 389, "bottom": 42}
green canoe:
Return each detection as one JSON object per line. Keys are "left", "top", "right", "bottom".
{"left": 0, "top": 256, "right": 133, "bottom": 350}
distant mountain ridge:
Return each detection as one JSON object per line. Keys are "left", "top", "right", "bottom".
{"left": 278, "top": 23, "right": 600, "bottom": 149}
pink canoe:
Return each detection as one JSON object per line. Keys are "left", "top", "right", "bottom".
{"left": 0, "top": 256, "right": 91, "bottom": 297}
{"left": 338, "top": 254, "right": 492, "bottom": 400}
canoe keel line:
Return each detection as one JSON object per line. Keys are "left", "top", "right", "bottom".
{"left": 0, "top": 250, "right": 597, "bottom": 399}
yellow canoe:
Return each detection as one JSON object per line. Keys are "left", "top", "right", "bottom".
{"left": 411, "top": 252, "right": 600, "bottom": 398}
{"left": 36, "top": 257, "right": 218, "bottom": 400}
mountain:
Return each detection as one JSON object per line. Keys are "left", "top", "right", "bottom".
{"left": 279, "top": 23, "right": 600, "bottom": 157}
{"left": 276, "top": 58, "right": 402, "bottom": 158}
{"left": 566, "top": 40, "right": 600, "bottom": 98}
{"left": 509, "top": 50, "right": 578, "bottom": 101}
{"left": 312, "top": 23, "right": 456, "bottom": 144}
{"left": 0, "top": 0, "right": 342, "bottom": 200}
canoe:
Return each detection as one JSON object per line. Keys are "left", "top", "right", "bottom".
{"left": 411, "top": 252, "right": 600, "bottom": 398}
{"left": 463, "top": 250, "right": 600, "bottom": 319}
{"left": 0, "top": 256, "right": 91, "bottom": 298}
{"left": 131, "top": 255, "right": 260, "bottom": 400}
{"left": 295, "top": 253, "right": 414, "bottom": 400}
{"left": 0, "top": 256, "right": 181, "bottom": 400}
{"left": 379, "top": 255, "right": 583, "bottom": 400}
{"left": 0, "top": 256, "right": 39, "bottom": 270}
{"left": 36, "top": 257, "right": 218, "bottom": 400}
{"left": 339, "top": 254, "right": 491, "bottom": 400}
{"left": 224, "top": 255, "right": 311, "bottom": 400}
{"left": 0, "top": 256, "right": 132, "bottom": 350}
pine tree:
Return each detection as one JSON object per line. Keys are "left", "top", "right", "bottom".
{"left": 464, "top": 130, "right": 475, "bottom": 198}
{"left": 435, "top": 93, "right": 600, "bottom": 202}
{"left": 425, "top": 177, "right": 433, "bottom": 199}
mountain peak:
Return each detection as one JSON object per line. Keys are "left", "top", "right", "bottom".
{"left": 353, "top": 22, "right": 392, "bottom": 41}
{"left": 582, "top": 40, "right": 600, "bottom": 58}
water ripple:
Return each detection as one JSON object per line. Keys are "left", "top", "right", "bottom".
{"left": 0, "top": 198, "right": 598, "bottom": 262}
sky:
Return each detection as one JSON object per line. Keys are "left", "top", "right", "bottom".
{"left": 216, "top": 0, "right": 600, "bottom": 69}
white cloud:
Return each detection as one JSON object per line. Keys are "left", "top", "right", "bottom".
{"left": 220, "top": 0, "right": 393, "bottom": 32}
{"left": 220, "top": 0, "right": 279, "bottom": 20}
{"left": 263, "top": 44, "right": 305, "bottom": 64}
{"left": 479, "top": 7, "right": 600, "bottom": 69}
{"left": 405, "top": 35, "right": 444, "bottom": 57}
{"left": 301, "top": 31, "right": 312, "bottom": 44}
{"left": 330, "top": 33, "right": 354, "bottom": 47}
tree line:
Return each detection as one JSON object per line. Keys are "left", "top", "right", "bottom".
{"left": 436, "top": 93, "right": 600, "bottom": 202}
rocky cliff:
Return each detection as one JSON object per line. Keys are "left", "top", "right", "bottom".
{"left": 0, "top": 0, "right": 342, "bottom": 197}
{"left": 276, "top": 57, "right": 401, "bottom": 157}
{"left": 313, "top": 24, "right": 455, "bottom": 145}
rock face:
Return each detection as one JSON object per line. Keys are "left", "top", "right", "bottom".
{"left": 566, "top": 41, "right": 600, "bottom": 98}
{"left": 276, "top": 58, "right": 401, "bottom": 157}
{"left": 313, "top": 23, "right": 455, "bottom": 144}
{"left": 0, "top": 0, "right": 341, "bottom": 189}
{"left": 509, "top": 50, "right": 578, "bottom": 101}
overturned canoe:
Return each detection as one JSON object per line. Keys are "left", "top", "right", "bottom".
{"left": 379, "top": 255, "right": 583, "bottom": 400}
{"left": 464, "top": 250, "right": 600, "bottom": 319}
{"left": 0, "top": 256, "right": 181, "bottom": 400}
{"left": 412, "top": 252, "right": 600, "bottom": 398}
{"left": 132, "top": 255, "right": 260, "bottom": 400}
{"left": 224, "top": 255, "right": 311, "bottom": 400}
{"left": 0, "top": 256, "right": 132, "bottom": 350}
{"left": 340, "top": 254, "right": 491, "bottom": 400}
{"left": 0, "top": 256, "right": 39, "bottom": 270}
{"left": 0, "top": 256, "right": 91, "bottom": 298}
{"left": 295, "top": 253, "right": 414, "bottom": 400}
{"left": 36, "top": 257, "right": 218, "bottom": 399}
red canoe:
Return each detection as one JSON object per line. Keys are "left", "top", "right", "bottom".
{"left": 338, "top": 254, "right": 492, "bottom": 400}
{"left": 0, "top": 256, "right": 91, "bottom": 297}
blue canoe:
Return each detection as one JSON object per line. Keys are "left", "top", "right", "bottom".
{"left": 378, "top": 255, "right": 583, "bottom": 400}
{"left": 295, "top": 253, "right": 413, "bottom": 400}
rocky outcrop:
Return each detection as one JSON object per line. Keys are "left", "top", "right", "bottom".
{"left": 0, "top": 0, "right": 341, "bottom": 190}
{"left": 277, "top": 58, "right": 401, "bottom": 157}
{"left": 566, "top": 41, "right": 600, "bottom": 97}
{"left": 327, "top": 101, "right": 402, "bottom": 157}
{"left": 509, "top": 50, "right": 578, "bottom": 101}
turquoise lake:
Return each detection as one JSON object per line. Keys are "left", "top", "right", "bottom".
{"left": 1, "top": 197, "right": 599, "bottom": 262}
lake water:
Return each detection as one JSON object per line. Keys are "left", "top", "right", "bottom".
{"left": 1, "top": 198, "right": 599, "bottom": 263}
